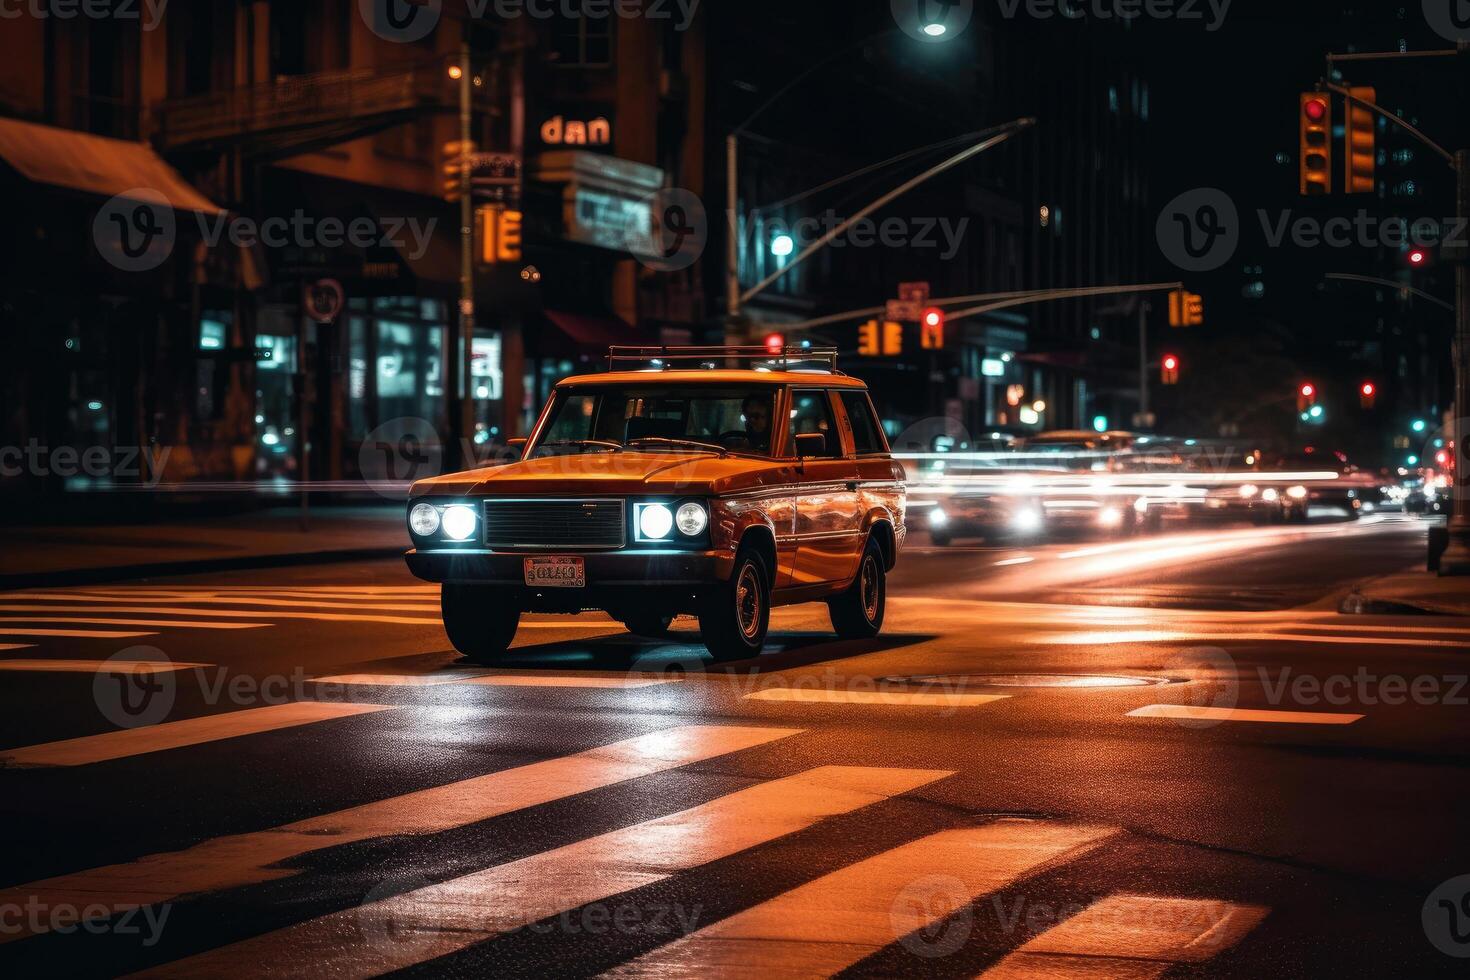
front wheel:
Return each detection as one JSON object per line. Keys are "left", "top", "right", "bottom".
{"left": 698, "top": 550, "right": 770, "bottom": 661}
{"left": 442, "top": 584, "right": 520, "bottom": 664}
{"left": 828, "top": 538, "right": 886, "bottom": 639}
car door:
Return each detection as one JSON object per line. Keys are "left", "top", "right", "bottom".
{"left": 837, "top": 387, "right": 902, "bottom": 534}
{"left": 788, "top": 388, "right": 862, "bottom": 588}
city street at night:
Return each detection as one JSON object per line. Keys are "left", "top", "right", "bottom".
{"left": 2, "top": 514, "right": 1468, "bottom": 976}
{"left": 3, "top": 0, "right": 1470, "bottom": 976}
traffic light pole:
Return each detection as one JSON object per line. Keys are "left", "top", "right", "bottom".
{"left": 1138, "top": 299, "right": 1151, "bottom": 427}
{"left": 1319, "top": 44, "right": 1468, "bottom": 574}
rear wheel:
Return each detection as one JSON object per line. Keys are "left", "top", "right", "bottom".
{"left": 698, "top": 549, "right": 770, "bottom": 661}
{"left": 828, "top": 538, "right": 886, "bottom": 639}
{"left": 441, "top": 584, "right": 520, "bottom": 664}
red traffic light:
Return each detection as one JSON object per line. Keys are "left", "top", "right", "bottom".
{"left": 1408, "top": 249, "right": 1427, "bottom": 266}
{"left": 1162, "top": 355, "right": 1179, "bottom": 371}
{"left": 922, "top": 307, "right": 943, "bottom": 328}
{"left": 1300, "top": 383, "right": 1315, "bottom": 398}
{"left": 763, "top": 333, "right": 784, "bottom": 352}
{"left": 1360, "top": 382, "right": 1375, "bottom": 397}
{"left": 1303, "top": 97, "right": 1327, "bottom": 121}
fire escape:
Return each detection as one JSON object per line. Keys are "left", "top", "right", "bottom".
{"left": 150, "top": 59, "right": 453, "bottom": 160}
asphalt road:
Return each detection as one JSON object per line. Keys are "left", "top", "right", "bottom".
{"left": 1, "top": 513, "right": 1467, "bottom": 978}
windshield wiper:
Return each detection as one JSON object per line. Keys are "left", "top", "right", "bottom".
{"left": 624, "top": 437, "right": 729, "bottom": 457}
{"left": 536, "top": 439, "right": 624, "bottom": 453}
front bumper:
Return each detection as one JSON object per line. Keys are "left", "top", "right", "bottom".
{"left": 405, "top": 548, "right": 732, "bottom": 588}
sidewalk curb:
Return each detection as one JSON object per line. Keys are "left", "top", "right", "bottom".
{"left": 0, "top": 547, "right": 405, "bottom": 592}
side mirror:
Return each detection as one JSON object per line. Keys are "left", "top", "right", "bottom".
{"left": 794, "top": 433, "right": 827, "bottom": 458}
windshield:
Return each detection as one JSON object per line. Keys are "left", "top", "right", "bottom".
{"left": 530, "top": 386, "right": 779, "bottom": 457}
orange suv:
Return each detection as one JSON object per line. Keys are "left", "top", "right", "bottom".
{"left": 405, "top": 347, "right": 907, "bottom": 662}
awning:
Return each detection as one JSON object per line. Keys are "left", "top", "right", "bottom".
{"left": 0, "top": 117, "right": 222, "bottom": 214}
{"left": 543, "top": 310, "right": 650, "bottom": 349}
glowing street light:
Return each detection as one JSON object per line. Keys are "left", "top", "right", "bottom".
{"left": 922, "top": 22, "right": 947, "bottom": 36}
{"left": 770, "top": 234, "right": 795, "bottom": 258}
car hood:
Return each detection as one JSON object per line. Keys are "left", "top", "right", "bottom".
{"left": 410, "top": 451, "right": 792, "bottom": 498}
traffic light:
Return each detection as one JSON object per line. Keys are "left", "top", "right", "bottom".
{"left": 764, "top": 332, "right": 785, "bottom": 353}
{"left": 1168, "top": 290, "right": 1204, "bottom": 327}
{"left": 1344, "top": 86, "right": 1376, "bottom": 194}
{"left": 442, "top": 140, "right": 477, "bottom": 202}
{"left": 1297, "top": 383, "right": 1317, "bottom": 413}
{"left": 858, "top": 320, "right": 880, "bottom": 357}
{"left": 1407, "top": 247, "right": 1432, "bottom": 268}
{"left": 478, "top": 207, "right": 523, "bottom": 264}
{"left": 1160, "top": 353, "right": 1180, "bottom": 386}
{"left": 1299, "top": 93, "right": 1331, "bottom": 195}
{"left": 883, "top": 320, "right": 903, "bottom": 356}
{"left": 1359, "top": 381, "right": 1376, "bottom": 410}
{"left": 920, "top": 307, "right": 945, "bottom": 349}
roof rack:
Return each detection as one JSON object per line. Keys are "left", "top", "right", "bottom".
{"left": 606, "top": 345, "right": 843, "bottom": 374}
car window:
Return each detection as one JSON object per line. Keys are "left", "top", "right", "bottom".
{"left": 531, "top": 386, "right": 777, "bottom": 456}
{"left": 839, "top": 391, "right": 885, "bottom": 455}
{"left": 787, "top": 390, "right": 841, "bottom": 458}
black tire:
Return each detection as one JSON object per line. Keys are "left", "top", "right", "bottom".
{"left": 441, "top": 584, "right": 521, "bottom": 664}
{"left": 622, "top": 613, "right": 675, "bottom": 637}
{"left": 698, "top": 549, "right": 770, "bottom": 661}
{"left": 828, "top": 537, "right": 886, "bottom": 640}
{"left": 930, "top": 528, "right": 953, "bottom": 547}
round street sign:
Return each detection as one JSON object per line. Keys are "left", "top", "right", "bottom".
{"left": 305, "top": 278, "right": 345, "bottom": 323}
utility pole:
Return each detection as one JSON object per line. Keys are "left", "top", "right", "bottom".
{"left": 1137, "top": 299, "right": 1151, "bottom": 429}
{"left": 726, "top": 134, "right": 740, "bottom": 320}
{"left": 454, "top": 33, "right": 475, "bottom": 473}
{"left": 1442, "top": 41, "right": 1470, "bottom": 573}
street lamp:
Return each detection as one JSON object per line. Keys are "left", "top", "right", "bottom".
{"left": 922, "top": 22, "right": 947, "bottom": 37}
{"left": 770, "top": 234, "right": 795, "bottom": 258}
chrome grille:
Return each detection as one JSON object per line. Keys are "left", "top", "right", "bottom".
{"left": 482, "top": 499, "right": 625, "bottom": 549}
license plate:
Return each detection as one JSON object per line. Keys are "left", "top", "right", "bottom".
{"left": 523, "top": 557, "right": 585, "bottom": 588}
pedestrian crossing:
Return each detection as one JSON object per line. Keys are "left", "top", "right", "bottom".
{"left": 0, "top": 706, "right": 1276, "bottom": 977}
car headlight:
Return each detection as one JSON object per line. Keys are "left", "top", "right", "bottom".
{"left": 1287, "top": 485, "right": 1308, "bottom": 500}
{"left": 1238, "top": 484, "right": 1258, "bottom": 499}
{"left": 637, "top": 502, "right": 674, "bottom": 540}
{"left": 675, "top": 502, "right": 708, "bottom": 536}
{"left": 1261, "top": 487, "right": 1280, "bottom": 502}
{"left": 409, "top": 502, "right": 440, "bottom": 537}
{"left": 442, "top": 505, "right": 478, "bottom": 541}
{"left": 1012, "top": 508, "right": 1042, "bottom": 532}
{"left": 929, "top": 507, "right": 948, "bottom": 527}
{"left": 1098, "top": 506, "right": 1123, "bottom": 528}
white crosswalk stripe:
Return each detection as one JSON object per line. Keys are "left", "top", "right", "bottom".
{"left": 975, "top": 894, "right": 1269, "bottom": 978}
{"left": 134, "top": 765, "right": 955, "bottom": 979}
{"left": 0, "top": 725, "right": 800, "bottom": 943}
{"left": 0, "top": 702, "right": 395, "bottom": 768}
